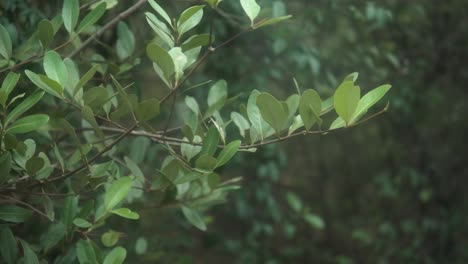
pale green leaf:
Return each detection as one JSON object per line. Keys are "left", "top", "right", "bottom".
{"left": 334, "top": 80, "right": 360, "bottom": 125}
{"left": 181, "top": 206, "right": 206, "bottom": 231}
{"left": 111, "top": 208, "right": 140, "bottom": 220}
{"left": 77, "top": 2, "right": 107, "bottom": 33}
{"left": 0, "top": 24, "right": 12, "bottom": 59}
{"left": 103, "top": 247, "right": 126, "bottom": 264}
{"left": 148, "top": 0, "right": 172, "bottom": 26}
{"left": 63, "top": 0, "right": 79, "bottom": 33}
{"left": 350, "top": 84, "right": 391, "bottom": 124}
{"left": 104, "top": 177, "right": 133, "bottom": 211}
{"left": 5, "top": 91, "right": 44, "bottom": 125}
{"left": 177, "top": 5, "right": 204, "bottom": 36}
{"left": 240, "top": 0, "right": 261, "bottom": 25}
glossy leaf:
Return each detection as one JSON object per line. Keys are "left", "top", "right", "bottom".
{"left": 178, "top": 5, "right": 205, "bottom": 36}
{"left": 0, "top": 24, "right": 12, "bottom": 59}
{"left": 37, "top": 19, "right": 55, "bottom": 48}
{"left": 350, "top": 84, "right": 392, "bottom": 124}
{"left": 44, "top": 50, "right": 68, "bottom": 87}
{"left": 181, "top": 206, "right": 206, "bottom": 231}
{"left": 77, "top": 2, "right": 107, "bottom": 33}
{"left": 63, "top": 0, "right": 79, "bottom": 33}
{"left": 105, "top": 177, "right": 133, "bottom": 211}
{"left": 257, "top": 93, "right": 288, "bottom": 134}
{"left": 7, "top": 114, "right": 49, "bottom": 134}
{"left": 111, "top": 208, "right": 140, "bottom": 220}
{"left": 334, "top": 80, "right": 360, "bottom": 125}
{"left": 216, "top": 140, "right": 241, "bottom": 168}
{"left": 299, "top": 89, "right": 322, "bottom": 130}
{"left": 240, "top": 0, "right": 261, "bottom": 25}
{"left": 147, "top": 43, "right": 175, "bottom": 82}
{"left": 103, "top": 247, "right": 126, "bottom": 264}
{"left": 5, "top": 91, "right": 44, "bottom": 125}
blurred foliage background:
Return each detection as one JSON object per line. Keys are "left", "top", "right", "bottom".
{"left": 2, "top": 0, "right": 467, "bottom": 263}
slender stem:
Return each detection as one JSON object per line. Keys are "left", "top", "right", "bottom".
{"left": 1, "top": 195, "right": 50, "bottom": 220}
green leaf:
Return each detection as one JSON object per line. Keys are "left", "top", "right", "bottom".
{"left": 177, "top": 5, "right": 205, "bottom": 37}
{"left": 0, "top": 24, "right": 12, "bottom": 59}
{"left": 111, "top": 75, "right": 134, "bottom": 118}
{"left": 0, "top": 205, "right": 32, "bottom": 223}
{"left": 145, "top": 12, "right": 174, "bottom": 47}
{"left": 103, "top": 247, "right": 126, "bottom": 264}
{"left": 124, "top": 156, "right": 143, "bottom": 178}
{"left": 288, "top": 115, "right": 303, "bottom": 135}
{"left": 101, "top": 231, "right": 120, "bottom": 247}
{"left": 37, "top": 19, "right": 55, "bottom": 48}
{"left": 286, "top": 192, "right": 302, "bottom": 212}
{"left": 135, "top": 98, "right": 160, "bottom": 122}
{"left": 200, "top": 126, "right": 219, "bottom": 157}
{"left": 44, "top": 50, "right": 68, "bottom": 87}
{"left": 207, "top": 80, "right": 227, "bottom": 106}
{"left": 82, "top": 106, "right": 104, "bottom": 138}
{"left": 181, "top": 34, "right": 210, "bottom": 51}
{"left": 204, "top": 0, "right": 222, "bottom": 8}
{"left": 216, "top": 140, "right": 241, "bottom": 168}
{"left": 240, "top": 0, "right": 261, "bottom": 25}
{"left": 73, "top": 65, "right": 99, "bottom": 96}
{"left": 299, "top": 89, "right": 322, "bottom": 130}
{"left": 344, "top": 72, "right": 359, "bottom": 83}
{"left": 257, "top": 92, "right": 288, "bottom": 134}
{"left": 231, "top": 112, "right": 250, "bottom": 138}
{"left": 40, "top": 222, "right": 66, "bottom": 251}
{"left": 19, "top": 240, "right": 39, "bottom": 264}
{"left": 63, "top": 0, "right": 79, "bottom": 33}
{"left": 0, "top": 152, "right": 12, "bottom": 184}
{"left": 350, "top": 84, "right": 392, "bottom": 124}
{"left": 320, "top": 96, "right": 334, "bottom": 115}
{"left": 111, "top": 208, "right": 140, "bottom": 220}
{"left": 181, "top": 136, "right": 202, "bottom": 162}
{"left": 285, "top": 93, "right": 300, "bottom": 120}
{"left": 168, "top": 47, "right": 187, "bottom": 81}
{"left": 0, "top": 227, "right": 17, "bottom": 264}
{"left": 6, "top": 114, "right": 49, "bottom": 134}
{"left": 25, "top": 156, "right": 45, "bottom": 175}
{"left": 185, "top": 96, "right": 199, "bottom": 114}
{"left": 195, "top": 155, "right": 217, "bottom": 173}
{"left": 147, "top": 43, "right": 175, "bottom": 83}
{"left": 253, "top": 15, "right": 292, "bottom": 29}
{"left": 181, "top": 206, "right": 206, "bottom": 231}
{"left": 25, "top": 70, "right": 63, "bottom": 98}
{"left": 105, "top": 177, "right": 133, "bottom": 211}
{"left": 76, "top": 239, "right": 98, "bottom": 264}
{"left": 334, "top": 80, "right": 360, "bottom": 125}
{"left": 77, "top": 2, "right": 107, "bottom": 33}
{"left": 5, "top": 91, "right": 44, "bottom": 125}
{"left": 116, "top": 22, "right": 135, "bottom": 60}
{"left": 0, "top": 72, "right": 20, "bottom": 106}
{"left": 73, "top": 218, "right": 93, "bottom": 228}
{"left": 304, "top": 213, "right": 325, "bottom": 229}
{"left": 247, "top": 90, "right": 266, "bottom": 141}
{"left": 148, "top": 0, "right": 172, "bottom": 26}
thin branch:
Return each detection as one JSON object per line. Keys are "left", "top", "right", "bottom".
{"left": 1, "top": 195, "right": 50, "bottom": 220}
{"left": 68, "top": 0, "right": 149, "bottom": 58}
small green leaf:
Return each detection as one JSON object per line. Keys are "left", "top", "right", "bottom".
{"left": 37, "top": 19, "right": 55, "bottom": 48}
{"left": 63, "top": 0, "right": 79, "bottom": 33}
{"left": 44, "top": 50, "right": 68, "bottom": 87}
{"left": 104, "top": 177, "right": 133, "bottom": 211}
{"left": 286, "top": 192, "right": 302, "bottom": 212}
{"left": 168, "top": 47, "right": 187, "bottom": 81}
{"left": 148, "top": 0, "right": 172, "bottom": 26}
{"left": 135, "top": 98, "right": 160, "bottom": 122}
{"left": 25, "top": 70, "right": 63, "bottom": 98}
{"left": 77, "top": 2, "right": 107, "bottom": 33}
{"left": 344, "top": 72, "right": 359, "bottom": 83}
{"left": 147, "top": 43, "right": 175, "bottom": 83}
{"left": 257, "top": 93, "right": 288, "bottom": 134}
{"left": 304, "top": 213, "right": 325, "bottom": 229}
{"left": 145, "top": 12, "right": 174, "bottom": 47}
{"left": 0, "top": 72, "right": 20, "bottom": 106}
{"left": 101, "top": 231, "right": 120, "bottom": 247}
{"left": 19, "top": 240, "right": 39, "bottom": 264}
{"left": 181, "top": 206, "right": 206, "bottom": 231}
{"left": 82, "top": 105, "right": 104, "bottom": 138}
{"left": 177, "top": 5, "right": 205, "bottom": 37}
{"left": 285, "top": 93, "right": 300, "bottom": 120}
{"left": 181, "top": 34, "right": 210, "bottom": 51}
{"left": 334, "top": 80, "right": 360, "bottom": 125}
{"left": 116, "top": 22, "right": 135, "bottom": 60}
{"left": 350, "top": 84, "right": 392, "bottom": 124}
{"left": 216, "top": 140, "right": 241, "bottom": 168}
{"left": 0, "top": 24, "right": 12, "bottom": 59}
{"left": 0, "top": 227, "right": 17, "bottom": 264}
{"left": 6, "top": 114, "right": 49, "bottom": 134}
{"left": 103, "top": 247, "right": 127, "bottom": 264}
{"left": 76, "top": 239, "right": 98, "bottom": 264}
{"left": 73, "top": 218, "right": 93, "bottom": 228}
{"left": 5, "top": 90, "right": 44, "bottom": 126}
{"left": 25, "top": 156, "right": 45, "bottom": 175}
{"left": 240, "top": 0, "right": 261, "bottom": 25}
{"left": 180, "top": 136, "right": 202, "bottom": 162}
{"left": 200, "top": 126, "right": 219, "bottom": 157}
{"left": 111, "top": 208, "right": 140, "bottom": 220}
{"left": 40, "top": 223, "right": 66, "bottom": 251}
{"left": 253, "top": 15, "right": 292, "bottom": 29}
{"left": 195, "top": 155, "right": 217, "bottom": 173}
{"left": 320, "top": 96, "right": 334, "bottom": 115}
{"left": 111, "top": 75, "right": 134, "bottom": 118}
{"left": 231, "top": 112, "right": 250, "bottom": 138}
{"left": 185, "top": 96, "right": 199, "bottom": 114}
{"left": 73, "top": 65, "right": 99, "bottom": 96}
{"left": 299, "top": 89, "right": 322, "bottom": 130}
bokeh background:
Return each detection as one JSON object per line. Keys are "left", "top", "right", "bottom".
{"left": 2, "top": 0, "right": 468, "bottom": 263}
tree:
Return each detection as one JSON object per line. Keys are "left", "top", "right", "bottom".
{"left": 0, "top": 0, "right": 390, "bottom": 262}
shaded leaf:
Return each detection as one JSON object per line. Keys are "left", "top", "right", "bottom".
{"left": 37, "top": 19, "right": 55, "bottom": 48}
{"left": 0, "top": 24, "right": 12, "bottom": 59}
{"left": 216, "top": 140, "right": 241, "bottom": 168}
{"left": 6, "top": 114, "right": 49, "bottom": 134}
{"left": 77, "top": 2, "right": 107, "bottom": 33}
{"left": 0, "top": 227, "right": 17, "bottom": 264}
{"left": 0, "top": 205, "right": 32, "bottom": 223}
{"left": 103, "top": 247, "right": 126, "bottom": 264}
{"left": 181, "top": 206, "right": 206, "bottom": 231}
